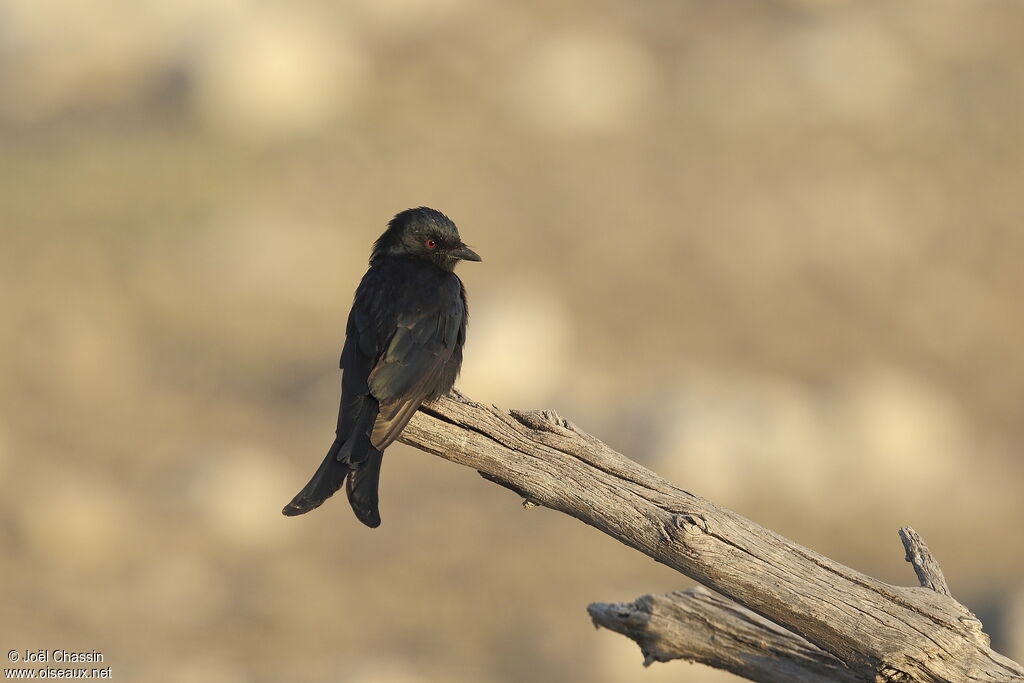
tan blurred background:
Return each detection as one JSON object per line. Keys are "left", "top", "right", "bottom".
{"left": 2, "top": 1, "right": 1024, "bottom": 681}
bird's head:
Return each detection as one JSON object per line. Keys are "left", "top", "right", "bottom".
{"left": 371, "top": 207, "right": 482, "bottom": 271}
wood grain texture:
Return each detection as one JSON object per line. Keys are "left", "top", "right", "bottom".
{"left": 399, "top": 392, "right": 1024, "bottom": 683}
{"left": 589, "top": 528, "right": 968, "bottom": 683}
{"left": 587, "top": 587, "right": 866, "bottom": 683}
{"left": 899, "top": 527, "right": 952, "bottom": 597}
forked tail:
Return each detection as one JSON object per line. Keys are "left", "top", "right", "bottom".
{"left": 281, "top": 439, "right": 349, "bottom": 517}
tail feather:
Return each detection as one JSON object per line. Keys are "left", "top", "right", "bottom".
{"left": 335, "top": 394, "right": 377, "bottom": 465}
{"left": 282, "top": 396, "right": 384, "bottom": 526}
{"left": 282, "top": 439, "right": 349, "bottom": 516}
{"left": 346, "top": 449, "right": 383, "bottom": 528}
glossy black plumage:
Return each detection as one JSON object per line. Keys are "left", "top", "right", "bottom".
{"left": 282, "top": 207, "right": 480, "bottom": 527}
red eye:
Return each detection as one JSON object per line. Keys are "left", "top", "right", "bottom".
{"left": 425, "top": 239, "right": 437, "bottom": 249}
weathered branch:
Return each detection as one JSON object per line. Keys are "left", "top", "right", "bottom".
{"left": 587, "top": 586, "right": 866, "bottom": 683}
{"left": 899, "top": 527, "right": 952, "bottom": 597}
{"left": 398, "top": 392, "right": 1023, "bottom": 683}
{"left": 585, "top": 527, "right": 962, "bottom": 682}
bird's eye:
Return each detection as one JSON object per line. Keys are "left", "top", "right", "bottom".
{"left": 425, "top": 239, "right": 437, "bottom": 249}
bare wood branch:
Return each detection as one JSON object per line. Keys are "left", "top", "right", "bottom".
{"left": 587, "top": 586, "right": 867, "bottom": 683}
{"left": 899, "top": 527, "right": 952, "bottom": 597}
{"left": 587, "top": 528, "right": 980, "bottom": 683}
{"left": 399, "top": 392, "right": 1024, "bottom": 683}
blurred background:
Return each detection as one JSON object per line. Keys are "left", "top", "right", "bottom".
{"left": 2, "top": 0, "right": 1023, "bottom": 681}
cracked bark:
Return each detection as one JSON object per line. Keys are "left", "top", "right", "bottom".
{"left": 585, "top": 528, "right": 964, "bottom": 683}
{"left": 587, "top": 586, "right": 865, "bottom": 683}
{"left": 398, "top": 392, "right": 1023, "bottom": 683}
{"left": 899, "top": 527, "right": 951, "bottom": 597}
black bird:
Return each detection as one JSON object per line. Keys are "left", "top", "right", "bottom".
{"left": 282, "top": 207, "right": 481, "bottom": 527}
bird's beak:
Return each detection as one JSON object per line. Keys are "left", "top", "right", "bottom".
{"left": 452, "top": 245, "right": 482, "bottom": 262}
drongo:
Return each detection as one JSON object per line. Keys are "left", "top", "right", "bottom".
{"left": 282, "top": 207, "right": 481, "bottom": 527}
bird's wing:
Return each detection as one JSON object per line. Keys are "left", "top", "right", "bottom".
{"left": 367, "top": 300, "right": 462, "bottom": 450}
{"left": 335, "top": 297, "right": 380, "bottom": 443}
